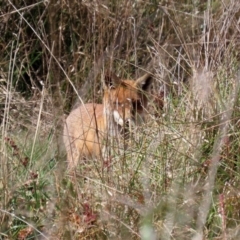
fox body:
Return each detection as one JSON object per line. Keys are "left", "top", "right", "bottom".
{"left": 63, "top": 73, "right": 153, "bottom": 170}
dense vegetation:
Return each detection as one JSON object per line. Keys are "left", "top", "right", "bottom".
{"left": 1, "top": 0, "right": 240, "bottom": 239}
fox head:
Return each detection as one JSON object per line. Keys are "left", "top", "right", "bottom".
{"left": 103, "top": 72, "right": 153, "bottom": 132}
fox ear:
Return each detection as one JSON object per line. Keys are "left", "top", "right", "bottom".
{"left": 104, "top": 72, "right": 121, "bottom": 88}
{"left": 136, "top": 73, "right": 153, "bottom": 91}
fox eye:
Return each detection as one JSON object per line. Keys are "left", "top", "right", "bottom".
{"left": 132, "top": 100, "right": 142, "bottom": 112}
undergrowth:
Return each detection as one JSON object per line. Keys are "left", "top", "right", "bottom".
{"left": 1, "top": 0, "right": 240, "bottom": 239}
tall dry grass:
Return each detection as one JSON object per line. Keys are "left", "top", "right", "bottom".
{"left": 1, "top": 0, "right": 240, "bottom": 239}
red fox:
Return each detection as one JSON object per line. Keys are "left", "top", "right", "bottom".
{"left": 63, "top": 72, "right": 153, "bottom": 170}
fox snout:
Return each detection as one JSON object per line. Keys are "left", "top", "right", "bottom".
{"left": 113, "top": 110, "right": 135, "bottom": 128}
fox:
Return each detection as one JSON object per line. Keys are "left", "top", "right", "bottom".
{"left": 63, "top": 72, "right": 153, "bottom": 170}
